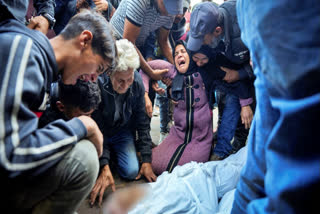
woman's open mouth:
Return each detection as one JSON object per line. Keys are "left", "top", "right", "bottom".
{"left": 178, "top": 58, "right": 186, "bottom": 68}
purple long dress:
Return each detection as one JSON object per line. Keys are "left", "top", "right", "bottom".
{"left": 141, "top": 60, "right": 213, "bottom": 175}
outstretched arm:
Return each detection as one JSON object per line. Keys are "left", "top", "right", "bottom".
{"left": 123, "top": 19, "right": 168, "bottom": 80}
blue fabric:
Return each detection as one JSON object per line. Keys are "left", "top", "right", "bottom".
{"left": 53, "top": 0, "right": 77, "bottom": 34}
{"left": 232, "top": 0, "right": 320, "bottom": 213}
{"left": 130, "top": 146, "right": 248, "bottom": 214}
{"left": 0, "top": 19, "right": 88, "bottom": 178}
{"left": 213, "top": 90, "right": 241, "bottom": 158}
{"left": 106, "top": 130, "right": 139, "bottom": 180}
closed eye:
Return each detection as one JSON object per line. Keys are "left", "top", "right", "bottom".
{"left": 97, "top": 65, "right": 104, "bottom": 74}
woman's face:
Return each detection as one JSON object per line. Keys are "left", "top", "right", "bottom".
{"left": 174, "top": 44, "right": 190, "bottom": 74}
{"left": 192, "top": 53, "right": 209, "bottom": 67}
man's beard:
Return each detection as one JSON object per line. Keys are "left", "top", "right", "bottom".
{"left": 209, "top": 35, "right": 222, "bottom": 49}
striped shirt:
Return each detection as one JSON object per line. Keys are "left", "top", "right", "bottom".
{"left": 110, "top": 0, "right": 174, "bottom": 47}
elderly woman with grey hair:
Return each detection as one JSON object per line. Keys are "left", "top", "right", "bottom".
{"left": 90, "top": 39, "right": 157, "bottom": 206}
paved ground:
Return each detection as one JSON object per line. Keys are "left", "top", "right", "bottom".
{"left": 77, "top": 112, "right": 163, "bottom": 214}
{"left": 77, "top": 172, "right": 146, "bottom": 214}
{"left": 77, "top": 107, "right": 218, "bottom": 214}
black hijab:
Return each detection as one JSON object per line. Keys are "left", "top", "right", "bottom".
{"left": 171, "top": 40, "right": 198, "bottom": 101}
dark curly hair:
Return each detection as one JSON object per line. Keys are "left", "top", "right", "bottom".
{"left": 59, "top": 79, "right": 101, "bottom": 112}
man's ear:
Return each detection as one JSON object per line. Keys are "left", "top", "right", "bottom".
{"left": 214, "top": 26, "right": 222, "bottom": 37}
{"left": 56, "top": 101, "right": 65, "bottom": 113}
{"left": 79, "top": 30, "right": 93, "bottom": 49}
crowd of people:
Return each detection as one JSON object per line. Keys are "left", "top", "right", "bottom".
{"left": 0, "top": 0, "right": 319, "bottom": 213}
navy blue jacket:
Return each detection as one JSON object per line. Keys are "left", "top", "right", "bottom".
{"left": 216, "top": 0, "right": 254, "bottom": 81}
{"left": 198, "top": 0, "right": 255, "bottom": 107}
{"left": 208, "top": 52, "right": 253, "bottom": 99}
{"left": 0, "top": 19, "right": 87, "bottom": 178}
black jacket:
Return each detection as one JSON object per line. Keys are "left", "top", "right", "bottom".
{"left": 216, "top": 0, "right": 254, "bottom": 81}
{"left": 92, "top": 71, "right": 152, "bottom": 167}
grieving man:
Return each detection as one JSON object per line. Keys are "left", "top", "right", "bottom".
{"left": 90, "top": 39, "right": 157, "bottom": 206}
{"left": 0, "top": 7, "right": 117, "bottom": 213}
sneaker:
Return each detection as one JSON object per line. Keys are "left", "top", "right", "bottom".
{"left": 158, "top": 132, "right": 168, "bottom": 144}
{"left": 153, "top": 106, "right": 160, "bottom": 116}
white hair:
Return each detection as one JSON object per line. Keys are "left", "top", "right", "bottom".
{"left": 114, "top": 39, "right": 140, "bottom": 73}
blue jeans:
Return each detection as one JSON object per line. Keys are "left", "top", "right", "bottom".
{"left": 232, "top": 1, "right": 320, "bottom": 213}
{"left": 107, "top": 130, "right": 139, "bottom": 180}
{"left": 214, "top": 90, "right": 241, "bottom": 158}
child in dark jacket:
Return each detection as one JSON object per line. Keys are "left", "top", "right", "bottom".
{"left": 39, "top": 79, "right": 101, "bottom": 128}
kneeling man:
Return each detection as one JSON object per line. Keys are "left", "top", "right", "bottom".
{"left": 90, "top": 39, "right": 157, "bottom": 205}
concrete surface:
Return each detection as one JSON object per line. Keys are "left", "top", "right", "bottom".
{"left": 77, "top": 112, "right": 162, "bottom": 214}
{"left": 77, "top": 106, "right": 218, "bottom": 214}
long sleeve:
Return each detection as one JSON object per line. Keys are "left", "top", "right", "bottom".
{"left": 0, "top": 33, "right": 87, "bottom": 178}
{"left": 99, "top": 140, "right": 111, "bottom": 167}
{"left": 139, "top": 70, "right": 151, "bottom": 93}
{"left": 147, "top": 59, "right": 177, "bottom": 79}
{"left": 139, "top": 59, "right": 176, "bottom": 93}
{"left": 33, "top": 0, "right": 55, "bottom": 17}
{"left": 92, "top": 100, "right": 111, "bottom": 168}
{"left": 237, "top": 62, "right": 254, "bottom": 81}
{"left": 234, "top": 79, "right": 252, "bottom": 99}
{"left": 133, "top": 72, "right": 152, "bottom": 163}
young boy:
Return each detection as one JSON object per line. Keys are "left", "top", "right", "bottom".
{"left": 39, "top": 79, "right": 101, "bottom": 128}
